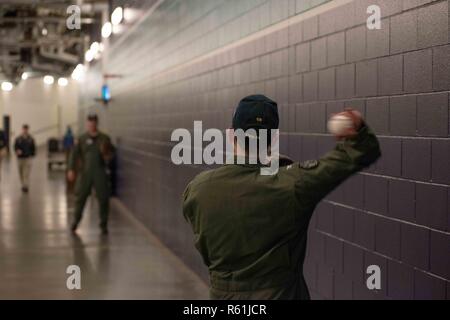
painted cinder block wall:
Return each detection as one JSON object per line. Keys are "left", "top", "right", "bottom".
{"left": 82, "top": 0, "right": 450, "bottom": 299}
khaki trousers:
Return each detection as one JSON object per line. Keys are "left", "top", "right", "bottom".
{"left": 18, "top": 158, "right": 32, "bottom": 188}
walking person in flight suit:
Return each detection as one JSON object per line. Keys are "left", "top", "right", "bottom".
{"left": 67, "top": 114, "right": 114, "bottom": 235}
{"left": 14, "top": 124, "right": 36, "bottom": 193}
{"left": 182, "top": 95, "right": 381, "bottom": 300}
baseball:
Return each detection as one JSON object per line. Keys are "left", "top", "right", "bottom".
{"left": 327, "top": 114, "right": 354, "bottom": 136}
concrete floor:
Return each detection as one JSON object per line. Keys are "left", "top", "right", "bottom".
{"left": 0, "top": 149, "right": 208, "bottom": 299}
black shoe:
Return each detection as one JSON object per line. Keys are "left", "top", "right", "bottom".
{"left": 71, "top": 223, "right": 78, "bottom": 233}
{"left": 101, "top": 227, "right": 108, "bottom": 235}
{"left": 22, "top": 187, "right": 29, "bottom": 193}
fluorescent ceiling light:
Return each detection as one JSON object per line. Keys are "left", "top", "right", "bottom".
{"left": 58, "top": 78, "right": 68, "bottom": 87}
{"left": 43, "top": 75, "right": 54, "bottom": 85}
{"left": 102, "top": 22, "right": 112, "bottom": 38}
{"left": 85, "top": 49, "right": 95, "bottom": 62}
{"left": 1, "top": 82, "right": 13, "bottom": 91}
{"left": 111, "top": 7, "right": 123, "bottom": 26}
{"left": 71, "top": 64, "right": 85, "bottom": 81}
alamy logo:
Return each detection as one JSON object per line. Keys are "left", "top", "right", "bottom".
{"left": 366, "top": 265, "right": 381, "bottom": 290}
{"left": 367, "top": 5, "right": 382, "bottom": 30}
{"left": 66, "top": 265, "right": 81, "bottom": 290}
{"left": 66, "top": 5, "right": 81, "bottom": 30}
{"left": 171, "top": 121, "right": 280, "bottom": 175}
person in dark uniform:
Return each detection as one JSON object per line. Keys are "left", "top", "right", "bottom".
{"left": 0, "top": 129, "right": 6, "bottom": 181}
{"left": 14, "top": 124, "right": 36, "bottom": 193}
{"left": 67, "top": 114, "right": 114, "bottom": 235}
{"left": 182, "top": 95, "right": 381, "bottom": 300}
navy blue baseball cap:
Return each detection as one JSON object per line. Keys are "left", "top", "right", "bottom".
{"left": 232, "top": 95, "right": 279, "bottom": 131}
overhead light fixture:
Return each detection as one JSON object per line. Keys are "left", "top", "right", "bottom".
{"left": 85, "top": 49, "right": 95, "bottom": 62}
{"left": 42, "top": 28, "right": 48, "bottom": 36}
{"left": 102, "top": 22, "right": 112, "bottom": 38}
{"left": 123, "top": 8, "right": 137, "bottom": 22}
{"left": 71, "top": 64, "right": 85, "bottom": 81}
{"left": 58, "top": 78, "right": 68, "bottom": 87}
{"left": 43, "top": 75, "right": 54, "bottom": 85}
{"left": 111, "top": 7, "right": 123, "bottom": 26}
{"left": 90, "top": 42, "right": 102, "bottom": 59}
{"left": 21, "top": 72, "right": 29, "bottom": 80}
{"left": 1, "top": 82, "right": 13, "bottom": 92}
{"left": 90, "top": 42, "right": 100, "bottom": 53}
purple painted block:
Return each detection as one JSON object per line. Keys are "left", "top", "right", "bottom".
{"left": 390, "top": 10, "right": 418, "bottom": 54}
{"left": 289, "top": 20, "right": 303, "bottom": 45}
{"left": 402, "top": 139, "right": 431, "bottom": 181}
{"left": 325, "top": 236, "right": 344, "bottom": 273}
{"left": 364, "top": 175, "right": 388, "bottom": 215}
{"left": 388, "top": 179, "right": 415, "bottom": 222}
{"left": 378, "top": 55, "right": 404, "bottom": 95}
{"left": 288, "top": 74, "right": 302, "bottom": 104}
{"left": 303, "top": 71, "right": 319, "bottom": 103}
{"left": 309, "top": 102, "right": 327, "bottom": 133}
{"left": 316, "top": 202, "right": 334, "bottom": 234}
{"left": 390, "top": 95, "right": 417, "bottom": 136}
{"left": 416, "top": 184, "right": 448, "bottom": 231}
{"left": 317, "top": 264, "right": 334, "bottom": 300}
{"left": 387, "top": 260, "right": 414, "bottom": 300}
{"left": 336, "top": 63, "right": 356, "bottom": 99}
{"left": 296, "top": 103, "right": 310, "bottom": 133}
{"left": 311, "top": 37, "right": 327, "bottom": 70}
{"left": 343, "top": 243, "right": 364, "bottom": 282}
{"left": 375, "top": 217, "right": 401, "bottom": 259}
{"left": 354, "top": 212, "right": 375, "bottom": 250}
{"left": 318, "top": 68, "right": 336, "bottom": 101}
{"left": 414, "top": 270, "right": 447, "bottom": 300}
{"left": 288, "top": 103, "right": 296, "bottom": 133}
{"left": 327, "top": 32, "right": 345, "bottom": 66}
{"left": 417, "top": 93, "right": 449, "bottom": 137}
{"left": 346, "top": 25, "right": 366, "bottom": 63}
{"left": 431, "top": 140, "right": 450, "bottom": 184}
{"left": 404, "top": 49, "right": 433, "bottom": 93}
{"left": 401, "top": 223, "right": 430, "bottom": 270}
{"left": 342, "top": 174, "right": 364, "bottom": 209}
{"left": 417, "top": 1, "right": 449, "bottom": 48}
{"left": 334, "top": 206, "right": 355, "bottom": 242}
{"left": 301, "top": 135, "right": 317, "bottom": 161}
{"left": 303, "top": 16, "right": 319, "bottom": 41}
{"left": 430, "top": 231, "right": 450, "bottom": 279}
{"left": 432, "top": 45, "right": 450, "bottom": 91}
{"left": 288, "top": 134, "right": 302, "bottom": 160}
{"left": 366, "top": 97, "right": 389, "bottom": 135}
{"left": 296, "top": 42, "right": 310, "bottom": 73}
{"left": 375, "top": 138, "right": 402, "bottom": 177}
{"left": 334, "top": 272, "right": 353, "bottom": 300}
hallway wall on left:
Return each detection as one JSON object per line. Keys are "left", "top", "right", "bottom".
{"left": 0, "top": 78, "right": 79, "bottom": 146}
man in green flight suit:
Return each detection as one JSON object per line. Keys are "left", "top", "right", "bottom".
{"left": 67, "top": 114, "right": 114, "bottom": 235}
{"left": 182, "top": 95, "right": 381, "bottom": 300}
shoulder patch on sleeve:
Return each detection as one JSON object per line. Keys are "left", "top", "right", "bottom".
{"left": 300, "top": 159, "right": 319, "bottom": 170}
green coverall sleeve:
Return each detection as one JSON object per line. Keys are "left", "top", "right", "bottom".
{"left": 68, "top": 139, "right": 81, "bottom": 171}
{"left": 295, "top": 123, "right": 381, "bottom": 208}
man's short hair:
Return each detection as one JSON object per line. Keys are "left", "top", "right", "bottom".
{"left": 87, "top": 114, "right": 99, "bottom": 122}
{"left": 22, "top": 124, "right": 29, "bottom": 130}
